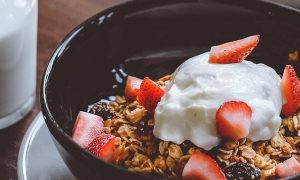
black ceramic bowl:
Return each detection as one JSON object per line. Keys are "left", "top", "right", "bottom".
{"left": 41, "top": 0, "right": 300, "bottom": 179}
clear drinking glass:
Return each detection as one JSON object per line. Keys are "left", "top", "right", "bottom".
{"left": 0, "top": 0, "right": 37, "bottom": 129}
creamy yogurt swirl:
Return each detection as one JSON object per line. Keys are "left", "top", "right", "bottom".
{"left": 154, "top": 52, "right": 283, "bottom": 150}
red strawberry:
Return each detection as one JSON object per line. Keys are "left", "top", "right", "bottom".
{"left": 182, "top": 151, "right": 225, "bottom": 180}
{"left": 72, "top": 111, "right": 104, "bottom": 148}
{"left": 216, "top": 101, "right": 252, "bottom": 140}
{"left": 98, "top": 136, "right": 119, "bottom": 163}
{"left": 209, "top": 35, "right": 260, "bottom": 64}
{"left": 86, "top": 133, "right": 114, "bottom": 155}
{"left": 86, "top": 133, "right": 119, "bottom": 163}
{"left": 281, "top": 65, "right": 300, "bottom": 116}
{"left": 275, "top": 157, "right": 300, "bottom": 178}
{"left": 137, "top": 77, "right": 164, "bottom": 111}
{"left": 125, "top": 76, "right": 142, "bottom": 101}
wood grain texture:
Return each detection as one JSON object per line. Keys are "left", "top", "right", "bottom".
{"left": 0, "top": 0, "right": 125, "bottom": 179}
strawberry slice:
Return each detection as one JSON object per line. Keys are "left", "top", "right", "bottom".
{"left": 275, "top": 157, "right": 300, "bottom": 178}
{"left": 209, "top": 35, "right": 260, "bottom": 64}
{"left": 281, "top": 65, "right": 300, "bottom": 116}
{"left": 98, "top": 136, "right": 119, "bottom": 163}
{"left": 137, "top": 77, "right": 164, "bottom": 111}
{"left": 72, "top": 111, "right": 104, "bottom": 148}
{"left": 86, "top": 133, "right": 119, "bottom": 163}
{"left": 182, "top": 151, "right": 225, "bottom": 180}
{"left": 216, "top": 101, "right": 252, "bottom": 140}
{"left": 86, "top": 133, "right": 114, "bottom": 155}
{"left": 125, "top": 76, "right": 142, "bottom": 101}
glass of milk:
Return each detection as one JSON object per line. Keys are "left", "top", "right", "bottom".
{"left": 0, "top": 0, "right": 37, "bottom": 129}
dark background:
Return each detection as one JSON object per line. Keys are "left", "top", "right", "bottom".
{"left": 0, "top": 0, "right": 298, "bottom": 179}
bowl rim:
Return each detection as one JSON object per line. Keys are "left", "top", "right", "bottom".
{"left": 40, "top": 0, "right": 300, "bottom": 179}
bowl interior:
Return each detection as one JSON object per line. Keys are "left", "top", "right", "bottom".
{"left": 42, "top": 0, "right": 300, "bottom": 178}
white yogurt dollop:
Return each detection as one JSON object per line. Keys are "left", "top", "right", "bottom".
{"left": 154, "top": 52, "right": 283, "bottom": 150}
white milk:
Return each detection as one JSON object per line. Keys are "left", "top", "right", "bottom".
{"left": 0, "top": 0, "right": 37, "bottom": 128}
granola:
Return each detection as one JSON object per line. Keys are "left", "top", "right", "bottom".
{"left": 217, "top": 113, "right": 300, "bottom": 179}
{"left": 88, "top": 74, "right": 300, "bottom": 179}
{"left": 68, "top": 35, "right": 300, "bottom": 180}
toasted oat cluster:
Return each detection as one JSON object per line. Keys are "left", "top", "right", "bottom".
{"left": 89, "top": 76, "right": 198, "bottom": 179}
{"left": 217, "top": 113, "right": 300, "bottom": 179}
{"left": 218, "top": 113, "right": 300, "bottom": 179}
{"left": 87, "top": 75, "right": 300, "bottom": 180}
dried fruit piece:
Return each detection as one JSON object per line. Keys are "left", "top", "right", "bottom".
{"left": 216, "top": 101, "right": 252, "bottom": 140}
{"left": 91, "top": 102, "right": 114, "bottom": 120}
{"left": 209, "top": 35, "right": 259, "bottom": 64}
{"left": 224, "top": 163, "right": 261, "bottom": 180}
{"left": 281, "top": 65, "right": 300, "bottom": 116}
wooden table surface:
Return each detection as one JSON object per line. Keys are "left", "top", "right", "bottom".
{"left": 0, "top": 0, "right": 298, "bottom": 180}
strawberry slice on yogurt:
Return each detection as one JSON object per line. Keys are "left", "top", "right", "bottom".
{"left": 281, "top": 65, "right": 300, "bottom": 116}
{"left": 209, "top": 35, "right": 260, "bottom": 64}
{"left": 216, "top": 101, "right": 252, "bottom": 140}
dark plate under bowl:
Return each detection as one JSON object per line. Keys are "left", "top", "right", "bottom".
{"left": 41, "top": 0, "right": 300, "bottom": 179}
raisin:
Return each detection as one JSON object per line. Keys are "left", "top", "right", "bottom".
{"left": 136, "top": 120, "right": 147, "bottom": 135}
{"left": 90, "top": 102, "right": 114, "bottom": 119}
{"left": 224, "top": 163, "right": 261, "bottom": 180}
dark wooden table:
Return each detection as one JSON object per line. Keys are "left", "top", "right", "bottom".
{"left": 0, "top": 0, "right": 298, "bottom": 180}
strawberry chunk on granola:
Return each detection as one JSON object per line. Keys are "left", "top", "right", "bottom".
{"left": 209, "top": 35, "right": 259, "bottom": 64}
{"left": 216, "top": 101, "right": 252, "bottom": 140}
{"left": 72, "top": 111, "right": 104, "bottom": 148}
{"left": 86, "top": 134, "right": 119, "bottom": 163}
{"left": 182, "top": 151, "right": 225, "bottom": 180}
{"left": 86, "top": 133, "right": 114, "bottom": 155}
{"left": 125, "top": 75, "right": 142, "bottom": 101}
{"left": 276, "top": 157, "right": 300, "bottom": 178}
{"left": 137, "top": 77, "right": 164, "bottom": 111}
{"left": 281, "top": 65, "right": 300, "bottom": 116}
{"left": 98, "top": 136, "right": 119, "bottom": 163}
